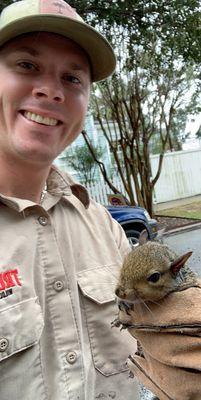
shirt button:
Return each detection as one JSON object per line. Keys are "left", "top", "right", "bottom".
{"left": 0, "top": 338, "right": 9, "bottom": 352}
{"left": 38, "top": 216, "right": 48, "bottom": 226}
{"left": 66, "top": 351, "right": 77, "bottom": 364}
{"left": 53, "top": 280, "right": 64, "bottom": 292}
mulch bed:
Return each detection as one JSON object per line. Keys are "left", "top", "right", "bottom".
{"left": 155, "top": 215, "right": 201, "bottom": 232}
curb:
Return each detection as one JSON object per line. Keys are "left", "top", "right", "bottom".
{"left": 164, "top": 222, "right": 201, "bottom": 236}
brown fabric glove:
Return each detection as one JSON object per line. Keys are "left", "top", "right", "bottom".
{"left": 118, "top": 281, "right": 201, "bottom": 400}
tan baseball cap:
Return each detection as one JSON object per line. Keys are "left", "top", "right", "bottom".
{"left": 0, "top": 0, "right": 116, "bottom": 82}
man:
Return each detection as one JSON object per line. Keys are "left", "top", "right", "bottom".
{"left": 0, "top": 1, "right": 139, "bottom": 399}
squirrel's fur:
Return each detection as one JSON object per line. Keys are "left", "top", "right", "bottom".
{"left": 116, "top": 240, "right": 198, "bottom": 303}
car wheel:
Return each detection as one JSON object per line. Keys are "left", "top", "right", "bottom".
{"left": 124, "top": 229, "right": 141, "bottom": 247}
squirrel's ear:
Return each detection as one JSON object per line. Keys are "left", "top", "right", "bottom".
{"left": 139, "top": 230, "right": 148, "bottom": 245}
{"left": 170, "top": 251, "right": 193, "bottom": 275}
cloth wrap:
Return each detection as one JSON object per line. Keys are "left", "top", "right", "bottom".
{"left": 118, "top": 280, "right": 201, "bottom": 400}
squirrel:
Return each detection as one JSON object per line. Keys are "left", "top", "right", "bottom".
{"left": 115, "top": 230, "right": 199, "bottom": 305}
{"left": 113, "top": 232, "right": 201, "bottom": 400}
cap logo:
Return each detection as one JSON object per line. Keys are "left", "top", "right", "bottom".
{"left": 40, "top": 0, "right": 78, "bottom": 18}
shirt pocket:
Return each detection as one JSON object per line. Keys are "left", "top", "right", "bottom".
{"left": 77, "top": 265, "right": 137, "bottom": 377}
{"left": 0, "top": 297, "right": 46, "bottom": 400}
{"left": 0, "top": 297, "right": 44, "bottom": 361}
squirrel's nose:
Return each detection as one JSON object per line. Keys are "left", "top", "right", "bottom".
{"left": 115, "top": 286, "right": 126, "bottom": 298}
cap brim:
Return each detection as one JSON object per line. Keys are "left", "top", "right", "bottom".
{"left": 0, "top": 15, "right": 116, "bottom": 82}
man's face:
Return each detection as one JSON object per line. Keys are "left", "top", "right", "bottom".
{"left": 0, "top": 32, "right": 91, "bottom": 166}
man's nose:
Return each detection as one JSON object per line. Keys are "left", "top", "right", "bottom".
{"left": 32, "top": 76, "right": 65, "bottom": 103}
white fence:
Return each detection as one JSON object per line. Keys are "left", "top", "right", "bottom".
{"left": 86, "top": 176, "right": 129, "bottom": 204}
{"left": 151, "top": 149, "right": 201, "bottom": 203}
{"left": 85, "top": 148, "right": 201, "bottom": 205}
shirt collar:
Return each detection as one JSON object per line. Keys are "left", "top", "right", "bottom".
{"left": 0, "top": 165, "right": 90, "bottom": 211}
{"left": 48, "top": 165, "right": 90, "bottom": 208}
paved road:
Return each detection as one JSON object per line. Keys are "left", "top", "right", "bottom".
{"left": 164, "top": 226, "right": 201, "bottom": 276}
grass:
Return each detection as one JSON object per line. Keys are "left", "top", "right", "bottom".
{"left": 157, "top": 201, "right": 201, "bottom": 220}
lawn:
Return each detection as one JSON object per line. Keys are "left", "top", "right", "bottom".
{"left": 157, "top": 201, "right": 201, "bottom": 220}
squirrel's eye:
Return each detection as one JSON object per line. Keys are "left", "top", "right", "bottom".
{"left": 147, "top": 272, "right": 161, "bottom": 283}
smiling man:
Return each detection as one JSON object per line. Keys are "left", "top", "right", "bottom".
{"left": 0, "top": 33, "right": 91, "bottom": 159}
{"left": 0, "top": 32, "right": 91, "bottom": 201}
{"left": 0, "top": 1, "right": 139, "bottom": 400}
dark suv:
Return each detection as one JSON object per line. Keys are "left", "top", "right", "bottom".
{"left": 107, "top": 205, "right": 158, "bottom": 246}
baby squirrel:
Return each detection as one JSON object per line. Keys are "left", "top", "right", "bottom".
{"left": 115, "top": 230, "right": 198, "bottom": 304}
{"left": 114, "top": 232, "right": 200, "bottom": 400}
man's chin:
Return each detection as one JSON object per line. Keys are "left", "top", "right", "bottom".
{"left": 15, "top": 146, "right": 56, "bottom": 166}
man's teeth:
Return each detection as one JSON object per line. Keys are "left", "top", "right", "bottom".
{"left": 24, "top": 111, "right": 58, "bottom": 126}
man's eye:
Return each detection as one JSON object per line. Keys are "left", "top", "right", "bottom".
{"left": 63, "top": 74, "right": 81, "bottom": 84}
{"left": 18, "top": 61, "right": 38, "bottom": 71}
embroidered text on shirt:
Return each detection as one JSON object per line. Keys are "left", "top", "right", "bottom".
{"left": 0, "top": 288, "right": 13, "bottom": 299}
{"left": 0, "top": 269, "right": 22, "bottom": 291}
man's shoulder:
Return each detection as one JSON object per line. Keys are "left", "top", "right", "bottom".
{"left": 51, "top": 166, "right": 118, "bottom": 218}
{"left": 50, "top": 166, "right": 90, "bottom": 208}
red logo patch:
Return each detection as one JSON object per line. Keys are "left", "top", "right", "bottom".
{"left": 0, "top": 269, "right": 22, "bottom": 291}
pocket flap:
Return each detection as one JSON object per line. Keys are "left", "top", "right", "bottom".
{"left": 0, "top": 297, "right": 44, "bottom": 361}
{"left": 77, "top": 265, "right": 119, "bottom": 304}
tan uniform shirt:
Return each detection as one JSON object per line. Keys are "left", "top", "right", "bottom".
{"left": 0, "top": 166, "right": 139, "bottom": 400}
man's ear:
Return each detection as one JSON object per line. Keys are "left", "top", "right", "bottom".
{"left": 170, "top": 251, "right": 193, "bottom": 275}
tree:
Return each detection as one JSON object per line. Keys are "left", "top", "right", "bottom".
{"left": 64, "top": 143, "right": 103, "bottom": 185}
{"left": 0, "top": 0, "right": 15, "bottom": 11}
{"left": 69, "top": 0, "right": 200, "bottom": 216}
{"left": 195, "top": 125, "right": 201, "bottom": 139}
{"left": 86, "top": 59, "right": 199, "bottom": 215}
{"left": 69, "top": 0, "right": 201, "bottom": 65}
